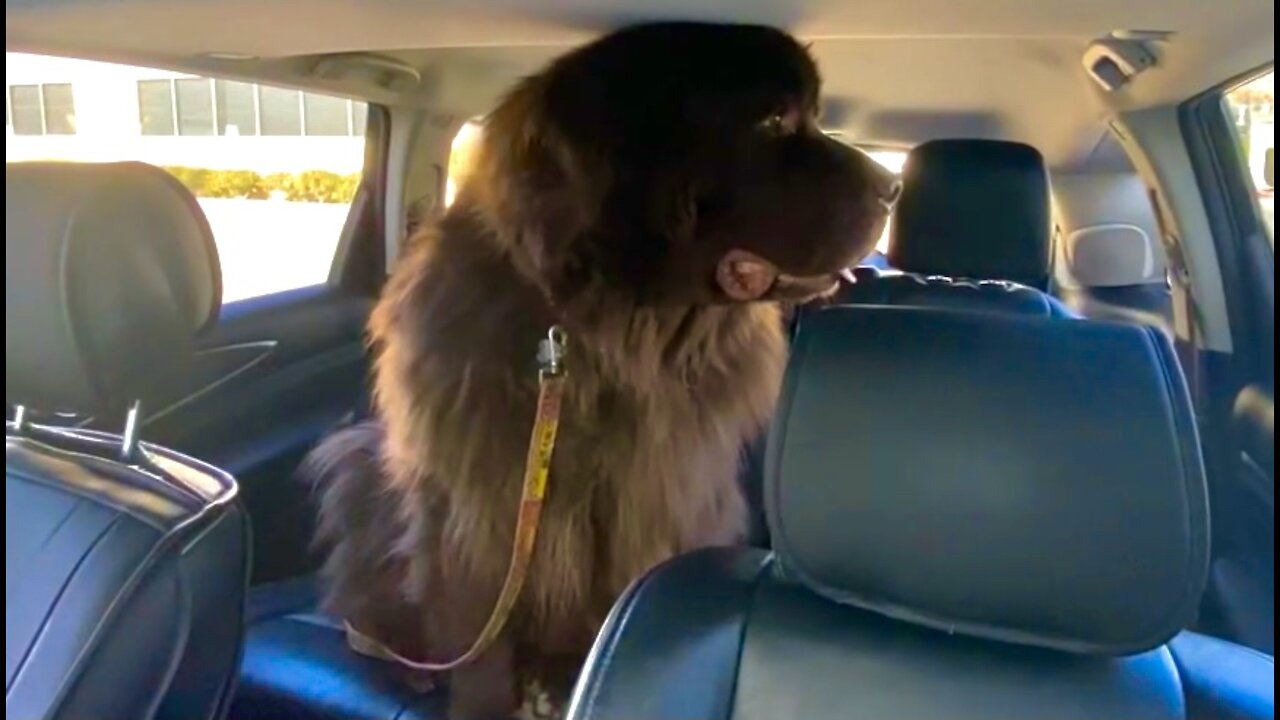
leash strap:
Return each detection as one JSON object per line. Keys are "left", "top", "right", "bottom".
{"left": 345, "top": 327, "right": 568, "bottom": 672}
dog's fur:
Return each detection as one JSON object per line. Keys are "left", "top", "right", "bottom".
{"left": 309, "top": 22, "right": 895, "bottom": 719}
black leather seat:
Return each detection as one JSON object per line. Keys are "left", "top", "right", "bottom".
{"left": 834, "top": 139, "right": 1073, "bottom": 317}
{"left": 837, "top": 266, "right": 1076, "bottom": 318}
{"left": 231, "top": 577, "right": 444, "bottom": 719}
{"left": 6, "top": 162, "right": 249, "bottom": 720}
{"left": 566, "top": 306, "right": 1274, "bottom": 720}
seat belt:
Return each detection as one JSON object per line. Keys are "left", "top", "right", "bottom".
{"left": 1148, "top": 187, "right": 1206, "bottom": 409}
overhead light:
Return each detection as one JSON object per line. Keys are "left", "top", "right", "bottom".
{"left": 1110, "top": 30, "right": 1175, "bottom": 43}
{"left": 1083, "top": 37, "right": 1157, "bottom": 92}
{"left": 204, "top": 52, "right": 258, "bottom": 61}
{"left": 311, "top": 53, "right": 421, "bottom": 92}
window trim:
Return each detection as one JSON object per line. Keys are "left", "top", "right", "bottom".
{"left": 329, "top": 103, "right": 390, "bottom": 296}
{"left": 1179, "top": 65, "right": 1274, "bottom": 390}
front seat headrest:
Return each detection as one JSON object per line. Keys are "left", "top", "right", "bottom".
{"left": 889, "top": 139, "right": 1052, "bottom": 290}
{"left": 767, "top": 306, "right": 1208, "bottom": 656}
{"left": 6, "top": 161, "right": 221, "bottom": 418}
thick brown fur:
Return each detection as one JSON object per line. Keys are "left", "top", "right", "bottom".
{"left": 308, "top": 21, "right": 895, "bottom": 720}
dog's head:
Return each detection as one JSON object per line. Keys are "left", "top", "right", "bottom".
{"left": 466, "top": 22, "right": 899, "bottom": 309}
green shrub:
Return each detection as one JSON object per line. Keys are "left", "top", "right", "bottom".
{"left": 338, "top": 173, "right": 362, "bottom": 202}
{"left": 204, "top": 170, "right": 263, "bottom": 199}
{"left": 285, "top": 170, "right": 329, "bottom": 202}
{"left": 280, "top": 170, "right": 355, "bottom": 203}
{"left": 261, "top": 173, "right": 291, "bottom": 198}
{"left": 160, "top": 166, "right": 360, "bottom": 203}
{"left": 163, "top": 166, "right": 212, "bottom": 195}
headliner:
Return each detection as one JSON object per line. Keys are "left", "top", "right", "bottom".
{"left": 5, "top": 0, "right": 1274, "bottom": 167}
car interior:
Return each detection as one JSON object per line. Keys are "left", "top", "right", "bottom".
{"left": 5, "top": 0, "right": 1275, "bottom": 719}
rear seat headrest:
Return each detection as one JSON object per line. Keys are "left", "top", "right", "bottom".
{"left": 889, "top": 139, "right": 1051, "bottom": 290}
{"left": 6, "top": 162, "right": 221, "bottom": 417}
{"left": 1054, "top": 172, "right": 1168, "bottom": 288}
{"left": 766, "top": 306, "right": 1208, "bottom": 656}
{"left": 1065, "top": 224, "right": 1166, "bottom": 287}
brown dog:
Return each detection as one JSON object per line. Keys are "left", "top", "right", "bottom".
{"left": 308, "top": 21, "right": 897, "bottom": 720}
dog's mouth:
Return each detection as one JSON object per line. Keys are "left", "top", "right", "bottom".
{"left": 769, "top": 270, "right": 843, "bottom": 303}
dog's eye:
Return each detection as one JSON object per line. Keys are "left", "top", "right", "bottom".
{"left": 758, "top": 107, "right": 799, "bottom": 137}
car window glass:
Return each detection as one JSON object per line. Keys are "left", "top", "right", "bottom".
{"left": 6, "top": 52, "right": 371, "bottom": 302}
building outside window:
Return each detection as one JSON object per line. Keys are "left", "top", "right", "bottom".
{"left": 8, "top": 82, "right": 76, "bottom": 135}
{"left": 126, "top": 77, "right": 364, "bottom": 138}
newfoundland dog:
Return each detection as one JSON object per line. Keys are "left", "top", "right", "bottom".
{"left": 309, "top": 21, "right": 898, "bottom": 720}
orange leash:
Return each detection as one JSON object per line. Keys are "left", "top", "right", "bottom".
{"left": 345, "top": 326, "right": 568, "bottom": 672}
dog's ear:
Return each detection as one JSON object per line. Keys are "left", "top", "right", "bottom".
{"left": 469, "top": 74, "right": 611, "bottom": 305}
{"left": 715, "top": 249, "right": 778, "bottom": 301}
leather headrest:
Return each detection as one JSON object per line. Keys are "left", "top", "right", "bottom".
{"left": 889, "top": 140, "right": 1052, "bottom": 290}
{"left": 766, "top": 306, "right": 1209, "bottom": 656}
{"left": 1054, "top": 173, "right": 1167, "bottom": 288}
{"left": 1065, "top": 224, "right": 1166, "bottom": 287}
{"left": 6, "top": 162, "right": 220, "bottom": 418}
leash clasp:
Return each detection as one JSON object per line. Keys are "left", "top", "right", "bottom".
{"left": 537, "top": 325, "right": 567, "bottom": 377}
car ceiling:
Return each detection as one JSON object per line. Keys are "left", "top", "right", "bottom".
{"left": 5, "top": 0, "right": 1274, "bottom": 169}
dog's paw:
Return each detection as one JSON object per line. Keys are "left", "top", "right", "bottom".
{"left": 404, "top": 669, "right": 437, "bottom": 694}
{"left": 512, "top": 681, "right": 563, "bottom": 720}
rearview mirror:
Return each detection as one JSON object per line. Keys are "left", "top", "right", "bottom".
{"left": 1265, "top": 147, "right": 1274, "bottom": 188}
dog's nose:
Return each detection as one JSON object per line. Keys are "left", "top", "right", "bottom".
{"left": 879, "top": 180, "right": 904, "bottom": 211}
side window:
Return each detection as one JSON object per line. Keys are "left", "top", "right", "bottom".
{"left": 445, "top": 120, "right": 483, "bottom": 209}
{"left": 863, "top": 148, "right": 907, "bottom": 261}
{"left": 6, "top": 53, "right": 372, "bottom": 303}
{"left": 1224, "top": 71, "right": 1274, "bottom": 242}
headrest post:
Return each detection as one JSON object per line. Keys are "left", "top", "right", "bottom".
{"left": 12, "top": 405, "right": 29, "bottom": 434}
{"left": 120, "top": 400, "right": 144, "bottom": 462}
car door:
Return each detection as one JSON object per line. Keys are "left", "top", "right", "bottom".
{"left": 144, "top": 282, "right": 376, "bottom": 585}
{"left": 1181, "top": 67, "right": 1274, "bottom": 654}
{"left": 141, "top": 110, "right": 390, "bottom": 585}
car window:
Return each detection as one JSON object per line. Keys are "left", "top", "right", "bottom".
{"left": 444, "top": 121, "right": 907, "bottom": 261}
{"left": 445, "top": 120, "right": 483, "bottom": 209}
{"left": 1224, "top": 70, "right": 1274, "bottom": 243}
{"left": 863, "top": 149, "right": 907, "bottom": 258}
{"left": 6, "top": 53, "right": 370, "bottom": 303}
